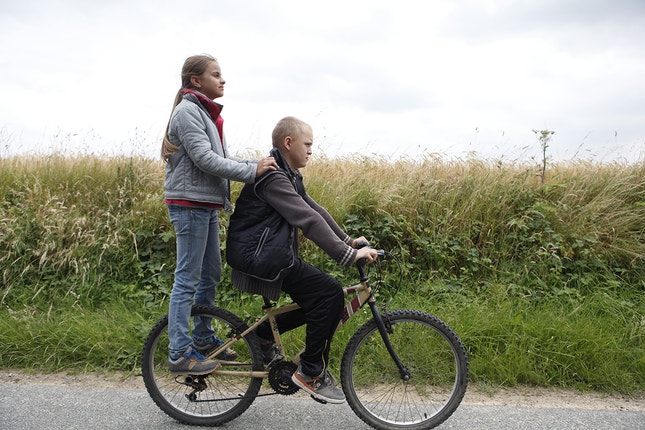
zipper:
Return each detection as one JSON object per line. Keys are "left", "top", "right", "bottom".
{"left": 254, "top": 227, "right": 270, "bottom": 257}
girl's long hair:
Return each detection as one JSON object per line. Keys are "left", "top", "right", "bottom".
{"left": 161, "top": 54, "right": 217, "bottom": 161}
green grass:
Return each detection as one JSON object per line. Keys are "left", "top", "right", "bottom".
{"left": 1, "top": 288, "right": 641, "bottom": 393}
{"left": 0, "top": 153, "right": 644, "bottom": 394}
{"left": 455, "top": 295, "right": 644, "bottom": 393}
{"left": 0, "top": 300, "right": 151, "bottom": 373}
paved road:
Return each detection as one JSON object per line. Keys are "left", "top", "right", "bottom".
{"left": 1, "top": 382, "right": 643, "bottom": 429}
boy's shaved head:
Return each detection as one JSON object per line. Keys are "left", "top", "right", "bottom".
{"left": 272, "top": 116, "right": 310, "bottom": 148}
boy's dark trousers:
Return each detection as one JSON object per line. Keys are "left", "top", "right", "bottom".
{"left": 256, "top": 258, "right": 344, "bottom": 377}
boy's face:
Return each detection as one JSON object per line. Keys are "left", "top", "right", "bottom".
{"left": 284, "top": 126, "right": 313, "bottom": 169}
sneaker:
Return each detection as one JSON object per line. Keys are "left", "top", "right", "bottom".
{"left": 168, "top": 347, "right": 220, "bottom": 375}
{"left": 291, "top": 365, "right": 346, "bottom": 404}
{"left": 194, "top": 338, "right": 238, "bottom": 361}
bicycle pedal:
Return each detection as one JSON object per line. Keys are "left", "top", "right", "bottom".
{"left": 310, "top": 395, "right": 327, "bottom": 404}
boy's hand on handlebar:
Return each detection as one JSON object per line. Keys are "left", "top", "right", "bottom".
{"left": 352, "top": 237, "right": 370, "bottom": 248}
{"left": 354, "top": 247, "right": 379, "bottom": 265}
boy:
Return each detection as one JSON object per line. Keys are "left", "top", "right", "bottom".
{"left": 226, "top": 116, "right": 378, "bottom": 403}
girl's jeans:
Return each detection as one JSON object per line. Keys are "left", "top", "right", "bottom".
{"left": 167, "top": 205, "right": 222, "bottom": 360}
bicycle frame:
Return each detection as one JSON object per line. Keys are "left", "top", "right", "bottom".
{"left": 208, "top": 276, "right": 376, "bottom": 379}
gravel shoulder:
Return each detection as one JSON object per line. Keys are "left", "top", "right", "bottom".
{"left": 1, "top": 368, "right": 643, "bottom": 412}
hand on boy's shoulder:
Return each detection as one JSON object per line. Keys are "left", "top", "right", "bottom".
{"left": 255, "top": 157, "right": 279, "bottom": 177}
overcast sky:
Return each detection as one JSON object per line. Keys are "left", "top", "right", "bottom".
{"left": 1, "top": 0, "right": 644, "bottom": 163}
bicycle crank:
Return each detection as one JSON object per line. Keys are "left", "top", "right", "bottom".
{"left": 268, "top": 362, "right": 299, "bottom": 395}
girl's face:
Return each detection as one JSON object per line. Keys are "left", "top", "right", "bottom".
{"left": 191, "top": 61, "right": 225, "bottom": 100}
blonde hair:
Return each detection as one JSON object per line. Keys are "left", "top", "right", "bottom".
{"left": 161, "top": 54, "right": 218, "bottom": 161}
{"left": 271, "top": 116, "right": 311, "bottom": 148}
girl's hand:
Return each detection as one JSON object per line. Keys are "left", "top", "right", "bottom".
{"left": 256, "top": 157, "right": 278, "bottom": 176}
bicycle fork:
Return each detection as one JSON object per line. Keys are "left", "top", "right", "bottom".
{"left": 368, "top": 300, "right": 411, "bottom": 381}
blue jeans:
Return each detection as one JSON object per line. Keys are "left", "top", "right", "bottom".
{"left": 167, "top": 205, "right": 222, "bottom": 360}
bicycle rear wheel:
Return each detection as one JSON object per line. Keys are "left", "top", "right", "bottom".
{"left": 141, "top": 304, "right": 264, "bottom": 426}
{"left": 341, "top": 309, "right": 468, "bottom": 430}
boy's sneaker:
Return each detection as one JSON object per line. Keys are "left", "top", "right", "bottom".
{"left": 168, "top": 347, "right": 220, "bottom": 375}
{"left": 291, "top": 365, "right": 346, "bottom": 404}
{"left": 193, "top": 338, "right": 238, "bottom": 361}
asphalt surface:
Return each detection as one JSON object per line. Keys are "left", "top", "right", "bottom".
{"left": 1, "top": 382, "right": 644, "bottom": 430}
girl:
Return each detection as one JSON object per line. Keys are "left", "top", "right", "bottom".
{"left": 162, "top": 54, "right": 277, "bottom": 374}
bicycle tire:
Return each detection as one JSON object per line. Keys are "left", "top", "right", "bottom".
{"left": 141, "top": 304, "right": 264, "bottom": 426}
{"left": 341, "top": 309, "right": 468, "bottom": 430}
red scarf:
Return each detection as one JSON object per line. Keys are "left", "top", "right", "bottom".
{"left": 181, "top": 89, "right": 225, "bottom": 143}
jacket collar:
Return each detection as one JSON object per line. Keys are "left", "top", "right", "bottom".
{"left": 182, "top": 89, "right": 223, "bottom": 120}
{"left": 268, "top": 148, "right": 305, "bottom": 196}
{"left": 270, "top": 148, "right": 294, "bottom": 174}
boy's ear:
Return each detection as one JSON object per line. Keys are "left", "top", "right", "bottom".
{"left": 283, "top": 136, "right": 292, "bottom": 151}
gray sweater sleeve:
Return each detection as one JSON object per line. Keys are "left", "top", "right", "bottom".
{"left": 173, "top": 103, "right": 257, "bottom": 184}
{"left": 303, "top": 194, "right": 353, "bottom": 245}
{"left": 258, "top": 174, "right": 357, "bottom": 267}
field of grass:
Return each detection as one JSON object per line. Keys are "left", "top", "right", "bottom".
{"left": 0, "top": 153, "right": 643, "bottom": 394}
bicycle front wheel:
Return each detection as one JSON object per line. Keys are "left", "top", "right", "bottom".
{"left": 141, "top": 304, "right": 264, "bottom": 426}
{"left": 341, "top": 309, "right": 468, "bottom": 430}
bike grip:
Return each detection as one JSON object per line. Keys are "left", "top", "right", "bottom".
{"left": 356, "top": 249, "right": 385, "bottom": 267}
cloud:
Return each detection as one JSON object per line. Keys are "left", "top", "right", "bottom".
{"left": 0, "top": 0, "right": 643, "bottom": 162}
{"left": 444, "top": 0, "right": 645, "bottom": 44}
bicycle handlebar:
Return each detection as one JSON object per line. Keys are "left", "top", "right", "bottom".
{"left": 355, "top": 240, "right": 386, "bottom": 268}
{"left": 355, "top": 240, "right": 369, "bottom": 248}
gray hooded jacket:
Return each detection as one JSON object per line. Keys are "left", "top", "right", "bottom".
{"left": 164, "top": 92, "right": 257, "bottom": 210}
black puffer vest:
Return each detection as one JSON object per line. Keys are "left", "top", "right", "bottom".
{"left": 226, "top": 148, "right": 306, "bottom": 281}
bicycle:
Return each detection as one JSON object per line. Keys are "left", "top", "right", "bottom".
{"left": 142, "top": 249, "right": 469, "bottom": 429}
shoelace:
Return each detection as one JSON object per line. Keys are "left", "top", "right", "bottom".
{"left": 323, "top": 371, "right": 338, "bottom": 386}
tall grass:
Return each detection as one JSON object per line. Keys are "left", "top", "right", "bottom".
{"left": 0, "top": 153, "right": 643, "bottom": 393}
{"left": 0, "top": 154, "right": 172, "bottom": 307}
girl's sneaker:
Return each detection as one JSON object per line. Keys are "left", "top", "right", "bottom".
{"left": 168, "top": 347, "right": 220, "bottom": 375}
{"left": 194, "top": 338, "right": 239, "bottom": 361}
